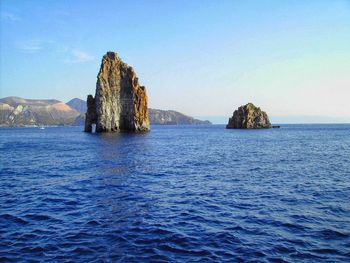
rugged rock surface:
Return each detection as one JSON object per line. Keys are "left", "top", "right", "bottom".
{"left": 226, "top": 103, "right": 271, "bottom": 129}
{"left": 149, "top": 109, "right": 211, "bottom": 125}
{"left": 0, "top": 97, "right": 80, "bottom": 126}
{"left": 85, "top": 52, "right": 150, "bottom": 132}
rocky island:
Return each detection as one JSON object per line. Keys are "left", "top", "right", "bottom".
{"left": 226, "top": 103, "right": 272, "bottom": 129}
{"left": 85, "top": 52, "right": 150, "bottom": 133}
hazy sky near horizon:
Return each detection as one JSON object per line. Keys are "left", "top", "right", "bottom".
{"left": 1, "top": 0, "right": 349, "bottom": 119}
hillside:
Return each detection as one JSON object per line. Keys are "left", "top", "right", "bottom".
{"left": 148, "top": 109, "right": 211, "bottom": 125}
{"left": 66, "top": 98, "right": 87, "bottom": 113}
{"left": 0, "top": 97, "right": 81, "bottom": 126}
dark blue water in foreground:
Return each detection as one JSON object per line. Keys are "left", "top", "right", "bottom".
{"left": 1, "top": 125, "right": 349, "bottom": 262}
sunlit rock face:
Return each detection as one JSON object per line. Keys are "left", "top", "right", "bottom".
{"left": 84, "top": 52, "right": 150, "bottom": 132}
{"left": 226, "top": 103, "right": 271, "bottom": 129}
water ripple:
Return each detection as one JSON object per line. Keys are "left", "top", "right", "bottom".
{"left": 0, "top": 125, "right": 349, "bottom": 262}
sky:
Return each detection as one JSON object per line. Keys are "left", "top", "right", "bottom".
{"left": 1, "top": 0, "right": 349, "bottom": 123}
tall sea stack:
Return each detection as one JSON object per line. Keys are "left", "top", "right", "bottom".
{"left": 226, "top": 103, "right": 272, "bottom": 129}
{"left": 84, "top": 52, "right": 150, "bottom": 132}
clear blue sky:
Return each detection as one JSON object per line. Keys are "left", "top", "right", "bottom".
{"left": 1, "top": 0, "right": 349, "bottom": 122}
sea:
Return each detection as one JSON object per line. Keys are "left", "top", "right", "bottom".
{"left": 0, "top": 124, "right": 349, "bottom": 262}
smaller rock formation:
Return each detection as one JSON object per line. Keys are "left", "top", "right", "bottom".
{"left": 226, "top": 103, "right": 272, "bottom": 129}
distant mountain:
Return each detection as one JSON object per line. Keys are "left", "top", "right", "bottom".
{"left": 149, "top": 109, "right": 211, "bottom": 125}
{"left": 66, "top": 98, "right": 86, "bottom": 113}
{"left": 0, "top": 97, "right": 82, "bottom": 126}
{"left": 0, "top": 97, "right": 211, "bottom": 126}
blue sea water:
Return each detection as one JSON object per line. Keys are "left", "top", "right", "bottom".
{"left": 0, "top": 124, "right": 349, "bottom": 262}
